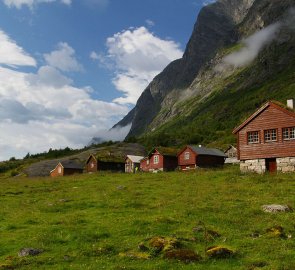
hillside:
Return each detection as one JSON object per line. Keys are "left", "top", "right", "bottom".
{"left": 0, "top": 143, "right": 146, "bottom": 178}
{"left": 1, "top": 168, "right": 295, "bottom": 269}
{"left": 115, "top": 0, "right": 295, "bottom": 149}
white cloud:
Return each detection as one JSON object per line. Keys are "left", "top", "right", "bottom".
{"left": 145, "top": 19, "right": 155, "bottom": 27}
{"left": 223, "top": 23, "right": 281, "bottom": 68}
{"left": 0, "top": 29, "right": 36, "bottom": 67}
{"left": 90, "top": 51, "right": 100, "bottom": 60}
{"left": 2, "top": 0, "right": 71, "bottom": 9}
{"left": 0, "top": 30, "right": 130, "bottom": 161}
{"left": 44, "top": 42, "right": 83, "bottom": 72}
{"left": 90, "top": 124, "right": 132, "bottom": 145}
{"left": 97, "top": 26, "right": 183, "bottom": 105}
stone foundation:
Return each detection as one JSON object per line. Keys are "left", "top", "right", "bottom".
{"left": 277, "top": 157, "right": 295, "bottom": 173}
{"left": 240, "top": 159, "right": 266, "bottom": 174}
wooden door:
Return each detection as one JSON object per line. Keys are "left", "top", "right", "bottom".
{"left": 266, "top": 158, "right": 277, "bottom": 173}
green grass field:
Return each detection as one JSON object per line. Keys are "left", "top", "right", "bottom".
{"left": 1, "top": 166, "right": 295, "bottom": 269}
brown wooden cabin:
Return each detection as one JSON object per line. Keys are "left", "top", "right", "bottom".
{"left": 86, "top": 154, "right": 125, "bottom": 173}
{"left": 178, "top": 145, "right": 226, "bottom": 171}
{"left": 140, "top": 147, "right": 179, "bottom": 172}
{"left": 125, "top": 155, "right": 144, "bottom": 173}
{"left": 233, "top": 100, "right": 295, "bottom": 173}
{"left": 50, "top": 160, "right": 84, "bottom": 177}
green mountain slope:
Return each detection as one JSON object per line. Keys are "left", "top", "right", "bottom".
{"left": 120, "top": 0, "right": 295, "bottom": 149}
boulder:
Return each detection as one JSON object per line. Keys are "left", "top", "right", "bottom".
{"left": 262, "top": 204, "right": 292, "bottom": 213}
{"left": 18, "top": 248, "right": 43, "bottom": 257}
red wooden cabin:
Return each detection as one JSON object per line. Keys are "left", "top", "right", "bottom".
{"left": 50, "top": 160, "right": 84, "bottom": 177}
{"left": 178, "top": 145, "right": 226, "bottom": 171}
{"left": 233, "top": 100, "right": 295, "bottom": 173}
{"left": 140, "top": 147, "right": 178, "bottom": 172}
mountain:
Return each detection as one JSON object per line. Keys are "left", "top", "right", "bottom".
{"left": 114, "top": 0, "right": 295, "bottom": 149}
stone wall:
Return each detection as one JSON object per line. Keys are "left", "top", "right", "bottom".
{"left": 240, "top": 159, "right": 266, "bottom": 174}
{"left": 277, "top": 157, "right": 295, "bottom": 173}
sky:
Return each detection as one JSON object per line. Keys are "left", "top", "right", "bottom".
{"left": 0, "top": 0, "right": 210, "bottom": 161}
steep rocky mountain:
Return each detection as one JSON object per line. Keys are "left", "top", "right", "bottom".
{"left": 115, "top": 0, "right": 295, "bottom": 148}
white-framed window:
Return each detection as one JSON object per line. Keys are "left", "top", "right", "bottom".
{"left": 247, "top": 131, "right": 259, "bottom": 144}
{"left": 184, "top": 152, "right": 190, "bottom": 160}
{"left": 147, "top": 159, "right": 150, "bottom": 165}
{"left": 153, "top": 155, "right": 159, "bottom": 164}
{"left": 283, "top": 127, "right": 295, "bottom": 140}
{"left": 90, "top": 162, "right": 94, "bottom": 168}
{"left": 264, "top": 129, "right": 277, "bottom": 142}
{"left": 58, "top": 166, "right": 62, "bottom": 174}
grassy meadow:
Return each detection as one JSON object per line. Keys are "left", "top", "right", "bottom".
{"left": 1, "top": 166, "right": 295, "bottom": 269}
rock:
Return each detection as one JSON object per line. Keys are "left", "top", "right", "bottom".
{"left": 266, "top": 225, "right": 286, "bottom": 238}
{"left": 164, "top": 249, "right": 202, "bottom": 263}
{"left": 116, "top": 185, "right": 126, "bottom": 190}
{"left": 18, "top": 248, "right": 43, "bottom": 257}
{"left": 206, "top": 246, "right": 234, "bottom": 259}
{"left": 262, "top": 204, "right": 293, "bottom": 213}
{"left": 149, "top": 237, "right": 180, "bottom": 252}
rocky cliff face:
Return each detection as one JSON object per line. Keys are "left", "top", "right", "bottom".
{"left": 114, "top": 0, "right": 295, "bottom": 144}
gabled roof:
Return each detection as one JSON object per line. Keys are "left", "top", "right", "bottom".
{"left": 51, "top": 160, "right": 84, "bottom": 173}
{"left": 233, "top": 101, "right": 295, "bottom": 134}
{"left": 86, "top": 153, "right": 125, "bottom": 164}
{"left": 126, "top": 155, "right": 144, "bottom": 163}
{"left": 148, "top": 147, "right": 179, "bottom": 157}
{"left": 224, "top": 145, "right": 237, "bottom": 153}
{"left": 60, "top": 160, "right": 84, "bottom": 170}
{"left": 187, "top": 145, "right": 227, "bottom": 157}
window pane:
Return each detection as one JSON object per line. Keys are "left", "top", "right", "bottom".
{"left": 264, "top": 129, "right": 277, "bottom": 142}
{"left": 283, "top": 128, "right": 289, "bottom": 140}
{"left": 248, "top": 131, "right": 259, "bottom": 143}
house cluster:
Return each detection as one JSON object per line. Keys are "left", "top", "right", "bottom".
{"left": 50, "top": 145, "right": 227, "bottom": 177}
{"left": 50, "top": 99, "right": 295, "bottom": 177}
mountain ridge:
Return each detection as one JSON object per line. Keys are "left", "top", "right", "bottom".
{"left": 113, "top": 0, "right": 295, "bottom": 147}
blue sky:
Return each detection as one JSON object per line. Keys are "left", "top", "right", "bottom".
{"left": 0, "top": 0, "right": 208, "bottom": 160}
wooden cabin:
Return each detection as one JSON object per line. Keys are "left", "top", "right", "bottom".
{"left": 86, "top": 154, "right": 125, "bottom": 173}
{"left": 233, "top": 100, "right": 295, "bottom": 173}
{"left": 140, "top": 147, "right": 179, "bottom": 172}
{"left": 178, "top": 145, "right": 226, "bottom": 171}
{"left": 224, "top": 145, "right": 239, "bottom": 164}
{"left": 50, "top": 160, "right": 84, "bottom": 177}
{"left": 125, "top": 155, "right": 144, "bottom": 173}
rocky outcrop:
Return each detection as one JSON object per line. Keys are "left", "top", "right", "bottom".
{"left": 114, "top": 0, "right": 295, "bottom": 141}
{"left": 116, "top": 0, "right": 256, "bottom": 136}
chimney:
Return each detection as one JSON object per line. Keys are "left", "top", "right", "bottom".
{"left": 287, "top": 99, "right": 294, "bottom": 110}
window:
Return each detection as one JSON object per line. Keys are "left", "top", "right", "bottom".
{"left": 264, "top": 129, "right": 277, "bottom": 142}
{"left": 247, "top": 131, "right": 259, "bottom": 144}
{"left": 146, "top": 159, "right": 150, "bottom": 165}
{"left": 184, "top": 152, "right": 190, "bottom": 160}
{"left": 154, "top": 155, "right": 159, "bottom": 164}
{"left": 90, "top": 162, "right": 94, "bottom": 168}
{"left": 283, "top": 127, "right": 295, "bottom": 140}
{"left": 58, "top": 166, "right": 62, "bottom": 174}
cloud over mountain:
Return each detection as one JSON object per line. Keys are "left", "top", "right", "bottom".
{"left": 97, "top": 26, "right": 183, "bottom": 105}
